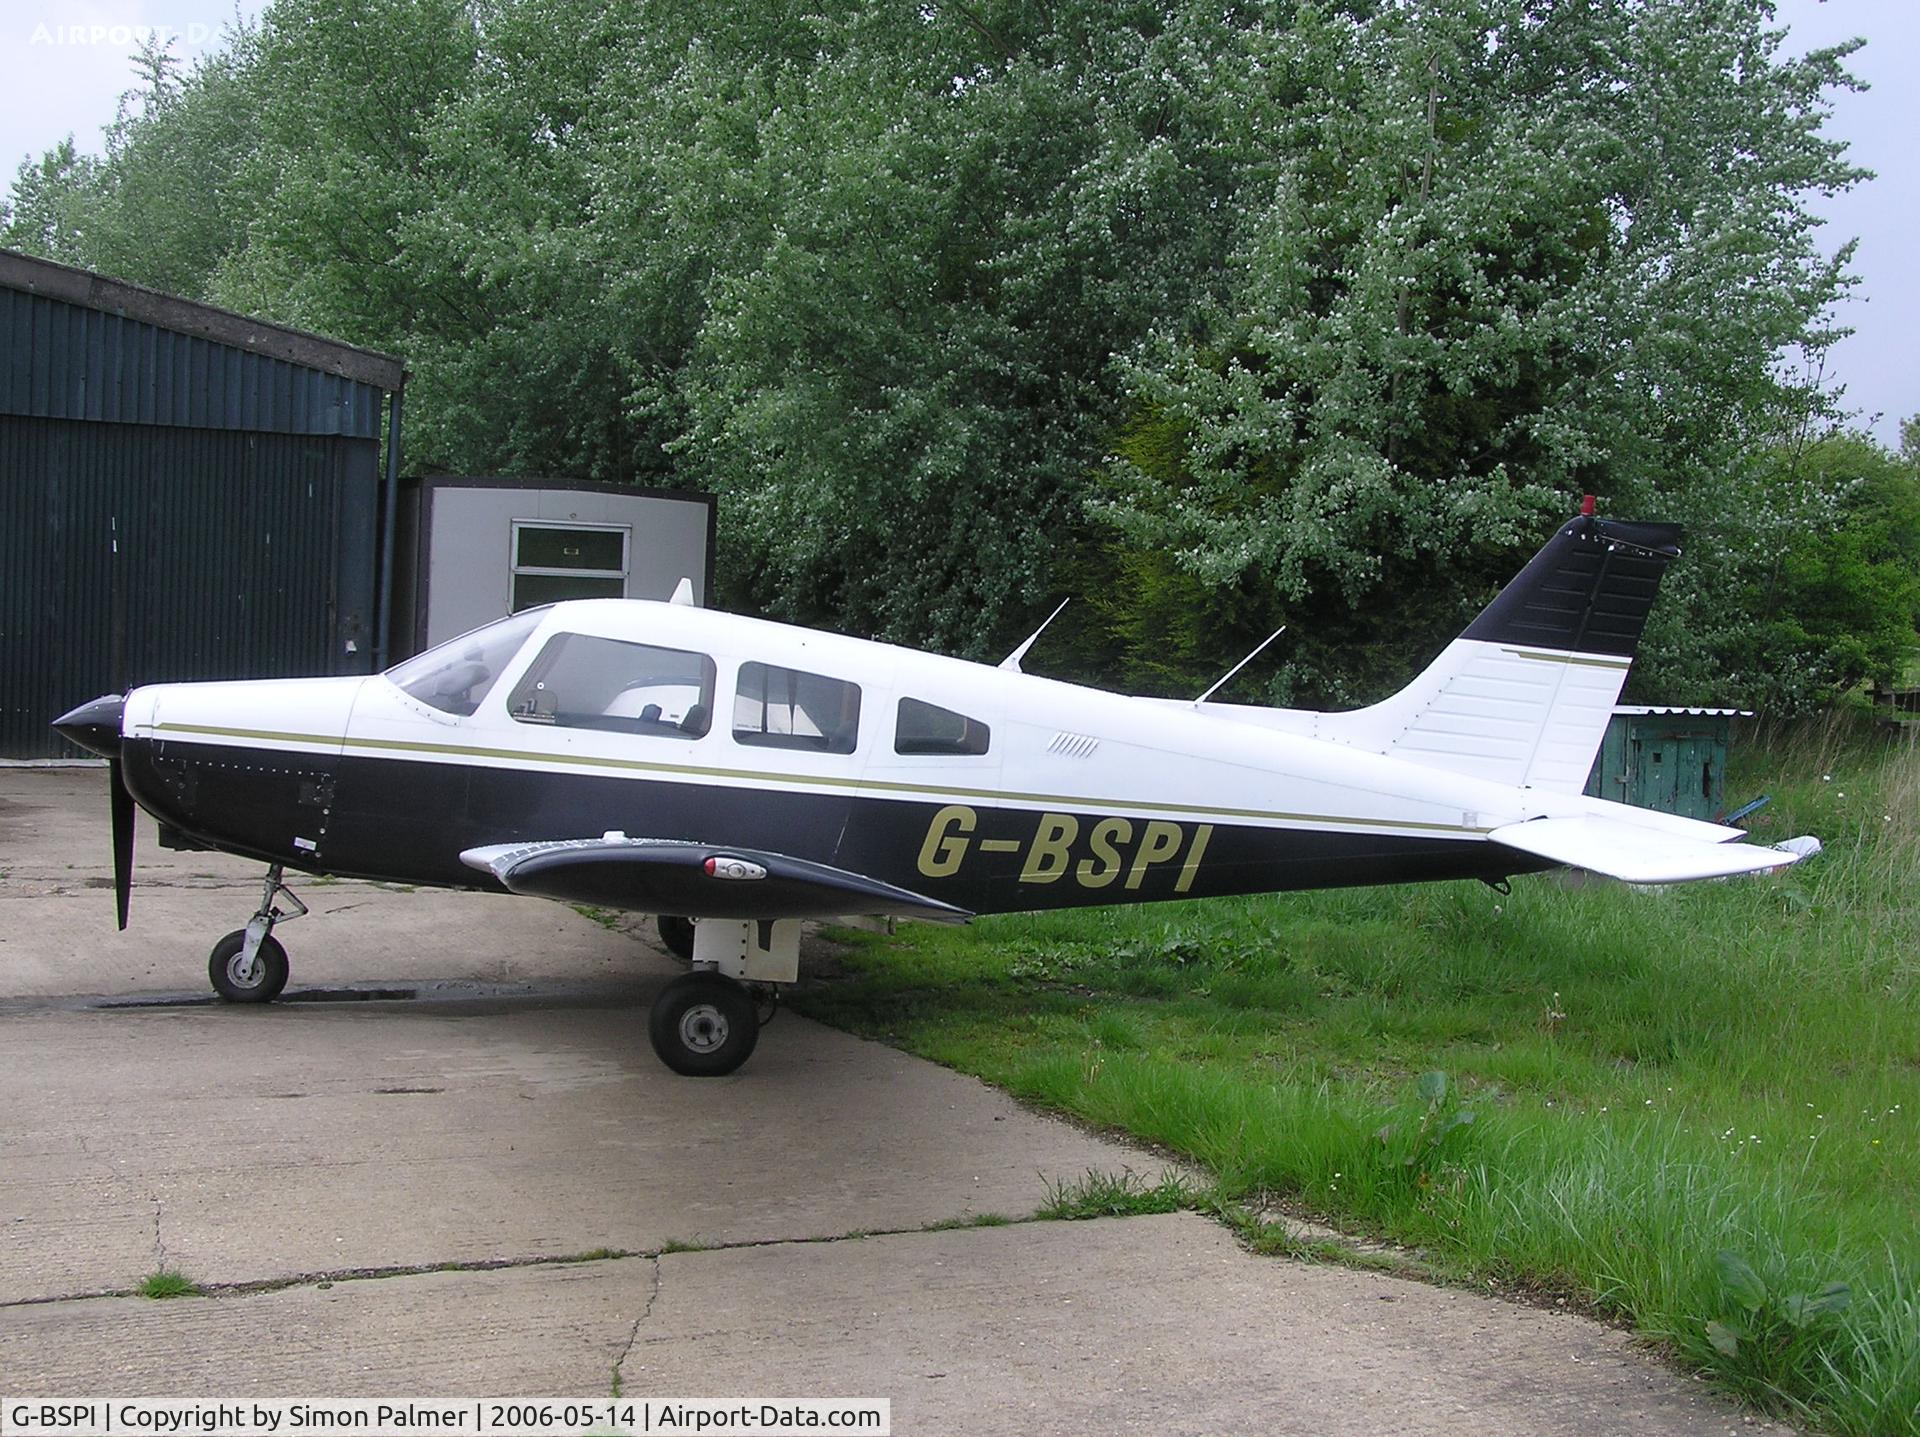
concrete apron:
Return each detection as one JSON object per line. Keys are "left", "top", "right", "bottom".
{"left": 0, "top": 771, "right": 1789, "bottom": 1434}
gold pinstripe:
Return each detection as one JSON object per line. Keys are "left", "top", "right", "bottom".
{"left": 149, "top": 721, "right": 1494, "bottom": 837}
{"left": 1500, "top": 647, "right": 1632, "bottom": 670}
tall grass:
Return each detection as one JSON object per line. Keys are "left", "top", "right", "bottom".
{"left": 798, "top": 715, "right": 1920, "bottom": 1434}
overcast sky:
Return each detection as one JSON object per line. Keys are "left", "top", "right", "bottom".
{"left": 0, "top": 0, "right": 1911, "bottom": 444}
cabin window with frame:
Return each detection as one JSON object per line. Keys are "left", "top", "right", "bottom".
{"left": 894, "top": 697, "right": 991, "bottom": 756}
{"left": 732, "top": 662, "right": 861, "bottom": 754}
{"left": 507, "top": 633, "right": 715, "bottom": 737}
{"left": 386, "top": 608, "right": 547, "bottom": 716}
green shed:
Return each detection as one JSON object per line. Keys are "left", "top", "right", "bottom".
{"left": 1583, "top": 707, "right": 1751, "bottom": 821}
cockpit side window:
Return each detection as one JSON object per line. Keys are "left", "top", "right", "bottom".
{"left": 507, "top": 634, "right": 716, "bottom": 737}
{"left": 733, "top": 662, "right": 861, "bottom": 754}
{"left": 385, "top": 609, "right": 547, "bottom": 716}
{"left": 895, "top": 698, "right": 991, "bottom": 756}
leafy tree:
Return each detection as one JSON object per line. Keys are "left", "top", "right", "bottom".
{"left": 0, "top": 0, "right": 1881, "bottom": 709}
{"left": 1, "top": 138, "right": 105, "bottom": 263}
{"left": 208, "top": 0, "right": 481, "bottom": 342}
{"left": 89, "top": 30, "right": 268, "bottom": 301}
{"left": 382, "top": 0, "right": 647, "bottom": 482}
{"left": 1720, "top": 435, "right": 1920, "bottom": 707}
{"left": 2, "top": 27, "right": 265, "bottom": 299}
{"left": 647, "top": 3, "right": 1287, "bottom": 650}
{"left": 1092, "top": 0, "right": 1866, "bottom": 705}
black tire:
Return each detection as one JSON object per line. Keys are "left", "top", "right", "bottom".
{"left": 648, "top": 971, "right": 758, "bottom": 1077}
{"left": 656, "top": 914, "right": 697, "bottom": 962}
{"left": 208, "top": 929, "right": 290, "bottom": 1003}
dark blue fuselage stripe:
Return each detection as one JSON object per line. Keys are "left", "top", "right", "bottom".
{"left": 125, "top": 739, "right": 1546, "bottom": 915}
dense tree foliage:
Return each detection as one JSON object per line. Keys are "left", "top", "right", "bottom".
{"left": 4, "top": 0, "right": 1907, "bottom": 709}
{"left": 1724, "top": 434, "right": 1920, "bottom": 704}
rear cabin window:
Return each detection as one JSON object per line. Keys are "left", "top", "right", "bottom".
{"left": 508, "top": 634, "right": 715, "bottom": 737}
{"left": 894, "top": 697, "right": 991, "bottom": 756}
{"left": 733, "top": 662, "right": 861, "bottom": 754}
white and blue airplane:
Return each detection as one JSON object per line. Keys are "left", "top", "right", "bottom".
{"left": 55, "top": 510, "right": 1816, "bottom": 1075}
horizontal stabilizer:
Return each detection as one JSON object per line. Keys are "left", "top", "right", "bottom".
{"left": 1488, "top": 814, "right": 1805, "bottom": 884}
{"left": 461, "top": 835, "right": 972, "bottom": 923}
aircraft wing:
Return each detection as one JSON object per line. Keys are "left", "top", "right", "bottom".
{"left": 1487, "top": 814, "right": 1812, "bottom": 884}
{"left": 460, "top": 836, "right": 972, "bottom": 923}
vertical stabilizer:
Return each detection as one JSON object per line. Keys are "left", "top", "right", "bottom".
{"left": 1315, "top": 516, "right": 1684, "bottom": 791}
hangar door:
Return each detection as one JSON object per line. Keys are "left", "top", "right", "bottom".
{"left": 2, "top": 416, "right": 378, "bottom": 758}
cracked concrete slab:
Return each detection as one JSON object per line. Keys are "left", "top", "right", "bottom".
{"left": 0, "top": 999, "right": 1145, "bottom": 1304}
{"left": 2, "top": 1260, "right": 654, "bottom": 1396}
{"left": 2, "top": 1218, "right": 1788, "bottom": 1435}
{"left": 0, "top": 771, "right": 637, "bottom": 998}
{"left": 2, "top": 771, "right": 1155, "bottom": 1305}
{"left": 620, "top": 1215, "right": 1784, "bottom": 1437}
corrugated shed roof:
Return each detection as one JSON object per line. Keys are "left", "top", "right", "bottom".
{"left": 0, "top": 282, "right": 389, "bottom": 434}
{"left": 0, "top": 284, "right": 387, "bottom": 438}
{"left": 0, "top": 249, "right": 404, "bottom": 439}
{"left": 0, "top": 248, "right": 403, "bottom": 388}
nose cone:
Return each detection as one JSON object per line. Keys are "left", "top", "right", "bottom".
{"left": 52, "top": 693, "right": 126, "bottom": 758}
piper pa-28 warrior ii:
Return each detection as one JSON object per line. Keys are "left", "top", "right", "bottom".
{"left": 55, "top": 510, "right": 1818, "bottom": 1075}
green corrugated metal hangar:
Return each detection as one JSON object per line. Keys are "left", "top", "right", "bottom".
{"left": 0, "top": 248, "right": 407, "bottom": 759}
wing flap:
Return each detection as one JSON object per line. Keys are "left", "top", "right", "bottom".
{"left": 1488, "top": 814, "right": 1805, "bottom": 884}
{"left": 461, "top": 835, "right": 971, "bottom": 923}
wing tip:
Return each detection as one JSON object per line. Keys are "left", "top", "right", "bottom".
{"left": 1769, "top": 835, "right": 1822, "bottom": 863}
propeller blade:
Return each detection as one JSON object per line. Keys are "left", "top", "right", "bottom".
{"left": 109, "top": 758, "right": 134, "bottom": 930}
{"left": 52, "top": 694, "right": 133, "bottom": 929}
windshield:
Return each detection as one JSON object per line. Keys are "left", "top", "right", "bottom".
{"left": 384, "top": 609, "right": 548, "bottom": 716}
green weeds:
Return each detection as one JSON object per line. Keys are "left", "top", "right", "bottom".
{"left": 136, "top": 1269, "right": 200, "bottom": 1299}
{"left": 1035, "top": 1169, "right": 1200, "bottom": 1221}
{"left": 1707, "top": 1249, "right": 1854, "bottom": 1410}
{"left": 924, "top": 1212, "right": 1014, "bottom": 1231}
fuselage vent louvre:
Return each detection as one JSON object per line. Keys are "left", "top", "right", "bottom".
{"left": 1046, "top": 731, "right": 1100, "bottom": 758}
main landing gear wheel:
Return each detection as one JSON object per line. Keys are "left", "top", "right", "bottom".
{"left": 657, "top": 914, "right": 696, "bottom": 962}
{"left": 648, "top": 970, "right": 759, "bottom": 1077}
{"left": 209, "top": 930, "right": 290, "bottom": 1003}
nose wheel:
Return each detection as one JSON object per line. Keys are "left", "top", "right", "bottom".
{"left": 209, "top": 865, "right": 305, "bottom": 1004}
{"left": 209, "top": 930, "right": 290, "bottom": 1002}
